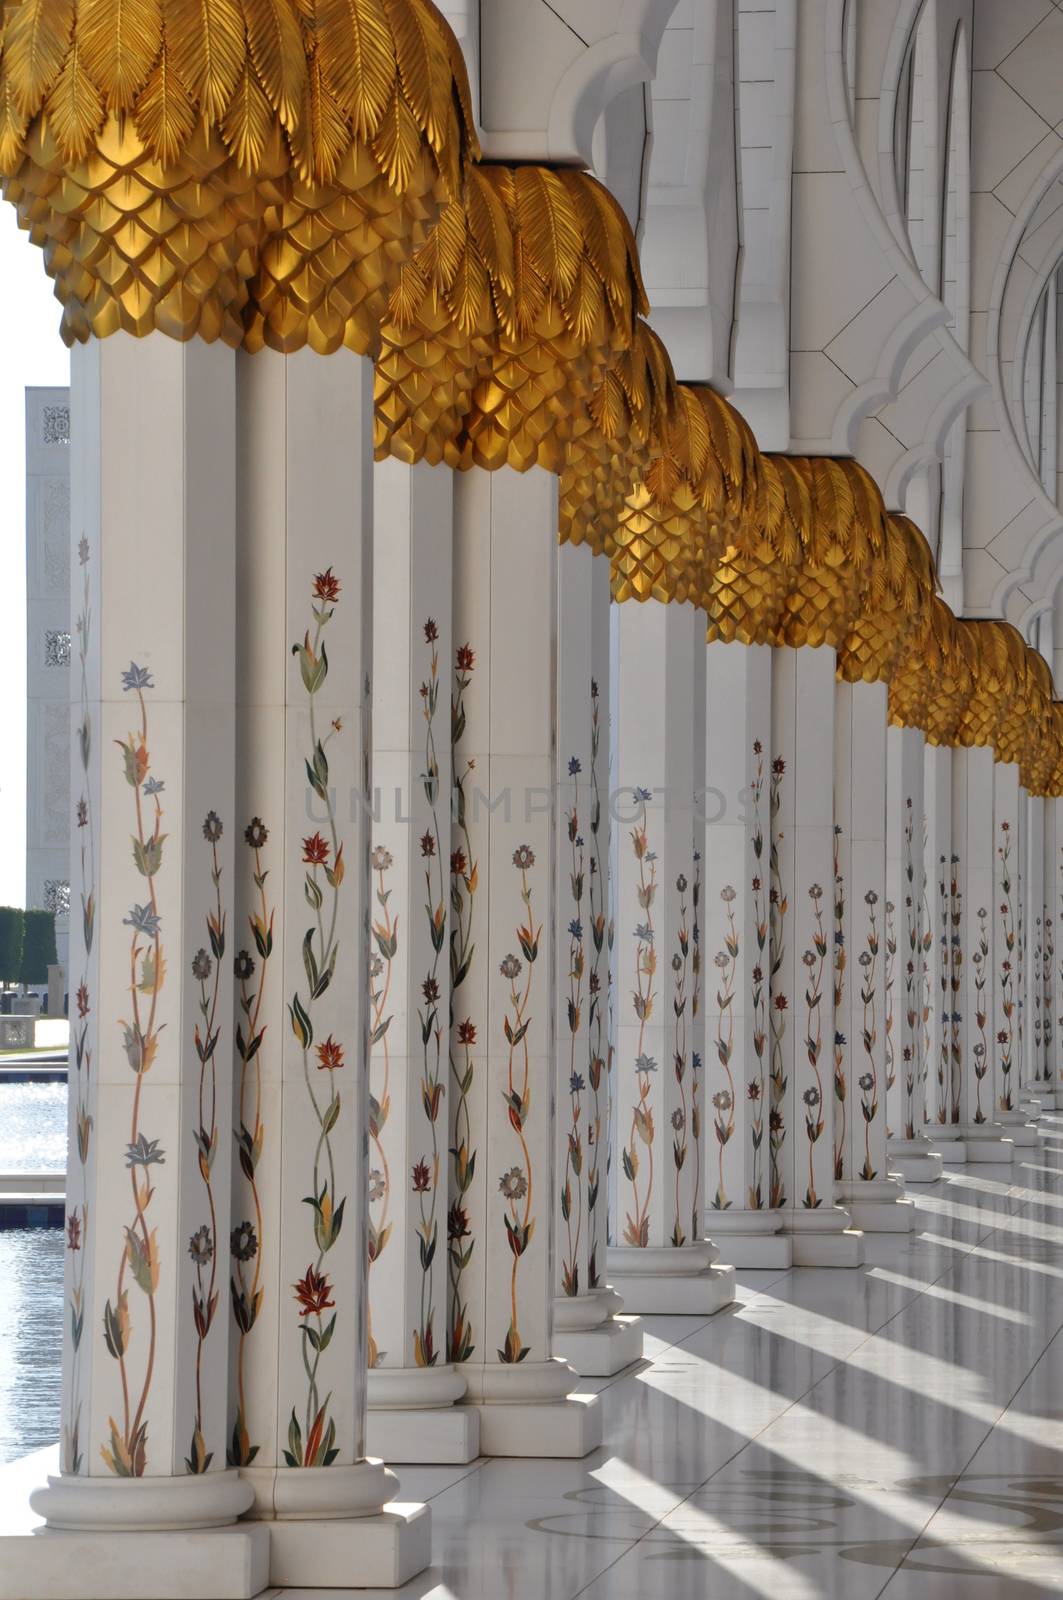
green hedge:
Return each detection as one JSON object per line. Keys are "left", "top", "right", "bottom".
{"left": 19, "top": 909, "right": 56, "bottom": 987}
{"left": 0, "top": 907, "right": 23, "bottom": 987}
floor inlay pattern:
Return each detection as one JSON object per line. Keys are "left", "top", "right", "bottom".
{"left": 10, "top": 1123, "right": 1063, "bottom": 1595}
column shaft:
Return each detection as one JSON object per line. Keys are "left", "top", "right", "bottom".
{"left": 885, "top": 726, "right": 943, "bottom": 1181}
{"left": 770, "top": 647, "right": 862, "bottom": 1266}
{"left": 951, "top": 747, "right": 1014, "bottom": 1161}
{"left": 448, "top": 466, "right": 600, "bottom": 1456}
{"left": 608, "top": 601, "right": 735, "bottom": 1309}
{"left": 993, "top": 764, "right": 1037, "bottom": 1144}
{"left": 833, "top": 682, "right": 913, "bottom": 1232}
{"left": 363, "top": 459, "right": 478, "bottom": 1464}
{"left": 232, "top": 349, "right": 428, "bottom": 1586}
{"left": 552, "top": 547, "right": 642, "bottom": 1375}
{"left": 13, "top": 337, "right": 267, "bottom": 1597}
{"left": 702, "top": 641, "right": 790, "bottom": 1265}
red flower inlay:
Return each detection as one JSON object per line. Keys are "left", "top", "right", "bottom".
{"left": 316, "top": 1035, "right": 344, "bottom": 1072}
{"left": 303, "top": 832, "right": 330, "bottom": 866}
{"left": 293, "top": 1264, "right": 335, "bottom": 1317}
{"left": 312, "top": 568, "right": 341, "bottom": 603}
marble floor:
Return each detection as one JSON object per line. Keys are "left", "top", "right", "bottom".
{"left": 9, "top": 1116, "right": 1063, "bottom": 1597}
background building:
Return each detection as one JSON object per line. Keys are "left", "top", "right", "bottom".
{"left": 24, "top": 385, "right": 70, "bottom": 972}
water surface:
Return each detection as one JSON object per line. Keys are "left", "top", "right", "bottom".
{"left": 0, "top": 1228, "right": 62, "bottom": 1464}
{"left": 0, "top": 1081, "right": 67, "bottom": 1172}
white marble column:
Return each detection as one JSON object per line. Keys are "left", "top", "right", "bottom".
{"left": 1023, "top": 792, "right": 1049, "bottom": 1110}
{"left": 448, "top": 466, "right": 601, "bottom": 1456}
{"left": 951, "top": 747, "right": 1014, "bottom": 1161}
{"left": 9, "top": 336, "right": 268, "bottom": 1597}
{"left": 608, "top": 600, "right": 736, "bottom": 1309}
{"left": 770, "top": 646, "right": 863, "bottom": 1265}
{"left": 1047, "top": 799, "right": 1062, "bottom": 1108}
{"left": 992, "top": 762, "right": 1038, "bottom": 1145}
{"left": 552, "top": 545, "right": 642, "bottom": 1375}
{"left": 362, "top": 459, "right": 479, "bottom": 1464}
{"left": 702, "top": 641, "right": 791, "bottom": 1265}
{"left": 924, "top": 745, "right": 965, "bottom": 1162}
{"left": 231, "top": 349, "right": 428, "bottom": 1585}
{"left": 833, "top": 683, "right": 914, "bottom": 1233}
{"left": 885, "top": 726, "right": 944, "bottom": 1181}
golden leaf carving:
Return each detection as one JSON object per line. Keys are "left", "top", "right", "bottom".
{"left": 133, "top": 41, "right": 196, "bottom": 165}
{"left": 244, "top": 0, "right": 305, "bottom": 127}
{"left": 44, "top": 38, "right": 103, "bottom": 160}
{"left": 222, "top": 56, "right": 272, "bottom": 170}
{"left": 166, "top": 0, "right": 246, "bottom": 123}
{"left": 371, "top": 76, "right": 421, "bottom": 190}
{"left": 78, "top": 0, "right": 161, "bottom": 110}
{"left": 290, "top": 49, "right": 352, "bottom": 182}
{"left": 514, "top": 164, "right": 582, "bottom": 298}
{"left": 315, "top": 0, "right": 393, "bottom": 137}
{"left": 4, "top": 0, "right": 74, "bottom": 116}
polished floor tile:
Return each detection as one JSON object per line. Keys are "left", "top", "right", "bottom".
{"left": 325, "top": 1117, "right": 1063, "bottom": 1598}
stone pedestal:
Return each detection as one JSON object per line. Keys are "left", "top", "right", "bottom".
{"left": 552, "top": 1288, "right": 644, "bottom": 1376}
{"left": 835, "top": 1178, "right": 915, "bottom": 1232}
{"left": 609, "top": 599, "right": 734, "bottom": 1311}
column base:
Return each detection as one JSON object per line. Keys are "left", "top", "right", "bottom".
{"left": 468, "top": 1394, "right": 601, "bottom": 1457}
{"left": 553, "top": 1316, "right": 644, "bottom": 1377}
{"left": 0, "top": 1526, "right": 271, "bottom": 1600}
{"left": 779, "top": 1206, "right": 864, "bottom": 1266}
{"left": 886, "top": 1138, "right": 944, "bottom": 1182}
{"left": 606, "top": 1244, "right": 736, "bottom": 1314}
{"left": 927, "top": 1126, "right": 967, "bottom": 1163}
{"left": 365, "top": 1365, "right": 479, "bottom": 1463}
{"left": 459, "top": 1359, "right": 602, "bottom": 1458}
{"left": 995, "top": 1108, "right": 1040, "bottom": 1146}
{"left": 365, "top": 1406, "right": 480, "bottom": 1465}
{"left": 835, "top": 1180, "right": 916, "bottom": 1233}
{"left": 702, "top": 1208, "right": 793, "bottom": 1268}
{"left": 960, "top": 1125, "right": 1016, "bottom": 1162}
{"left": 1, "top": 1462, "right": 269, "bottom": 1600}
{"left": 267, "top": 1504, "right": 431, "bottom": 1590}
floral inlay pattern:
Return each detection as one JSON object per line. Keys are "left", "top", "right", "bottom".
{"left": 902, "top": 798, "right": 918, "bottom": 1141}
{"left": 623, "top": 789, "right": 657, "bottom": 1248}
{"left": 949, "top": 855, "right": 963, "bottom": 1123}
{"left": 972, "top": 906, "right": 990, "bottom": 1123}
{"left": 64, "top": 534, "right": 94, "bottom": 1476}
{"left": 229, "top": 817, "right": 273, "bottom": 1468}
{"left": 711, "top": 883, "right": 738, "bottom": 1211}
{"left": 186, "top": 812, "right": 226, "bottom": 1475}
{"left": 934, "top": 855, "right": 949, "bottom": 1124}
{"left": 858, "top": 890, "right": 880, "bottom": 1181}
{"left": 286, "top": 569, "right": 346, "bottom": 1469}
{"left": 498, "top": 845, "right": 541, "bottom": 1363}
{"left": 997, "top": 821, "right": 1016, "bottom": 1113}
{"left": 586, "top": 679, "right": 610, "bottom": 1288}
{"left": 1044, "top": 911, "right": 1054, "bottom": 1087}
{"left": 367, "top": 841, "right": 397, "bottom": 1368}
{"left": 748, "top": 740, "right": 768, "bottom": 1211}
{"left": 448, "top": 641, "right": 478, "bottom": 1363}
{"left": 413, "top": 618, "right": 447, "bottom": 1368}
{"left": 560, "top": 758, "right": 587, "bottom": 1296}
{"left": 768, "top": 757, "right": 788, "bottom": 1210}
{"left": 670, "top": 866, "right": 693, "bottom": 1247}
{"left": 832, "top": 827, "right": 846, "bottom": 1184}
{"left": 102, "top": 661, "right": 166, "bottom": 1478}
{"left": 801, "top": 883, "right": 827, "bottom": 1209}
